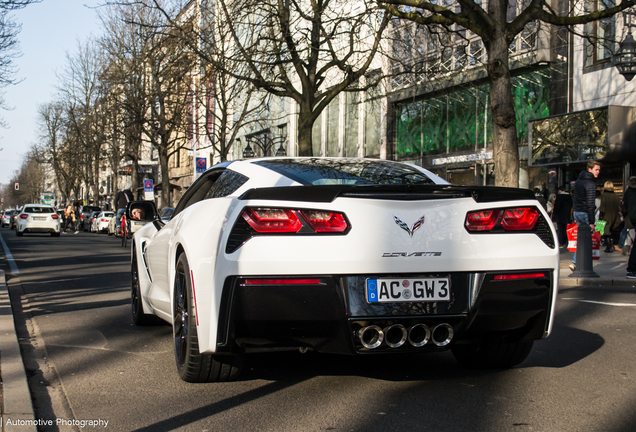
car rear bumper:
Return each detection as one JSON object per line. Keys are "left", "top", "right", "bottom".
{"left": 214, "top": 270, "right": 554, "bottom": 355}
{"left": 19, "top": 222, "right": 60, "bottom": 233}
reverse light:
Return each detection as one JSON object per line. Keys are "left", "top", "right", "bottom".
{"left": 465, "top": 210, "right": 500, "bottom": 231}
{"left": 242, "top": 208, "right": 302, "bottom": 233}
{"left": 299, "top": 210, "right": 348, "bottom": 232}
{"left": 501, "top": 208, "right": 539, "bottom": 231}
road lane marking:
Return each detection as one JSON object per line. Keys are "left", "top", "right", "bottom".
{"left": 562, "top": 298, "right": 636, "bottom": 307}
{"left": 0, "top": 232, "right": 19, "bottom": 274}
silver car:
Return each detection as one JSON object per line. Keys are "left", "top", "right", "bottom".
{"left": 16, "top": 204, "right": 61, "bottom": 237}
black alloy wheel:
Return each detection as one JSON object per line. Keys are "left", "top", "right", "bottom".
{"left": 173, "top": 253, "right": 242, "bottom": 383}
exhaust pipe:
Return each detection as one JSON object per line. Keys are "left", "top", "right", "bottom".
{"left": 358, "top": 325, "right": 384, "bottom": 349}
{"left": 383, "top": 324, "right": 407, "bottom": 348}
{"left": 431, "top": 323, "right": 454, "bottom": 347}
{"left": 408, "top": 323, "right": 431, "bottom": 347}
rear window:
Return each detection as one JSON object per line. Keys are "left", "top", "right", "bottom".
{"left": 253, "top": 159, "right": 435, "bottom": 186}
{"left": 103, "top": 212, "right": 114, "bottom": 217}
{"left": 24, "top": 207, "right": 54, "bottom": 213}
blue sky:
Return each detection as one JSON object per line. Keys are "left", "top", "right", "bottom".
{"left": 0, "top": 0, "right": 102, "bottom": 185}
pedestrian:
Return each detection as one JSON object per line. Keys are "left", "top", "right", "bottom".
{"left": 623, "top": 177, "right": 636, "bottom": 278}
{"left": 533, "top": 187, "right": 547, "bottom": 210}
{"left": 547, "top": 193, "right": 556, "bottom": 217}
{"left": 114, "top": 186, "right": 134, "bottom": 211}
{"left": 569, "top": 160, "right": 601, "bottom": 272}
{"left": 552, "top": 185, "right": 573, "bottom": 248}
{"left": 598, "top": 181, "right": 621, "bottom": 253}
{"left": 63, "top": 203, "right": 78, "bottom": 234}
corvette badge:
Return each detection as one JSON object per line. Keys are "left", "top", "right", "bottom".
{"left": 393, "top": 215, "right": 425, "bottom": 238}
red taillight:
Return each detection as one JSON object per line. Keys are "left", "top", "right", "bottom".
{"left": 501, "top": 208, "right": 539, "bottom": 230}
{"left": 299, "top": 210, "right": 348, "bottom": 232}
{"left": 244, "top": 278, "right": 321, "bottom": 285}
{"left": 80, "top": 214, "right": 84, "bottom": 220}
{"left": 465, "top": 210, "right": 500, "bottom": 231}
{"left": 494, "top": 273, "right": 546, "bottom": 280}
{"left": 20, "top": 214, "right": 28, "bottom": 219}
{"left": 101, "top": 218, "right": 108, "bottom": 222}
{"left": 51, "top": 214, "right": 59, "bottom": 220}
{"left": 242, "top": 208, "right": 302, "bottom": 233}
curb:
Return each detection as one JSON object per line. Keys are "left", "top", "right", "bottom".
{"left": 559, "top": 277, "right": 636, "bottom": 288}
{"left": 0, "top": 269, "right": 37, "bottom": 432}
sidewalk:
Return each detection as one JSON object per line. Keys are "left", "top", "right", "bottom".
{"left": 0, "top": 269, "right": 37, "bottom": 432}
{"left": 558, "top": 246, "right": 636, "bottom": 287}
{"left": 0, "top": 247, "right": 633, "bottom": 430}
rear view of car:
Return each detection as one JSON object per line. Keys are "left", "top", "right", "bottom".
{"left": 80, "top": 205, "right": 102, "bottom": 231}
{"left": 94, "top": 211, "right": 114, "bottom": 233}
{"left": 2, "top": 210, "right": 15, "bottom": 227}
{"left": 16, "top": 204, "right": 60, "bottom": 237}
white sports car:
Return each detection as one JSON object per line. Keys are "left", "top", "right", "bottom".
{"left": 130, "top": 158, "right": 559, "bottom": 382}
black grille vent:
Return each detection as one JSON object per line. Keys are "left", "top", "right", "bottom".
{"left": 534, "top": 215, "right": 555, "bottom": 249}
{"left": 226, "top": 217, "right": 254, "bottom": 254}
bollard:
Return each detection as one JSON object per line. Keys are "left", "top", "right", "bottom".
{"left": 569, "top": 222, "right": 599, "bottom": 278}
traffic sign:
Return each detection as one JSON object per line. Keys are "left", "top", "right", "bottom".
{"left": 143, "top": 179, "right": 154, "bottom": 201}
{"left": 196, "top": 157, "right": 207, "bottom": 174}
{"left": 14, "top": 183, "right": 19, "bottom": 190}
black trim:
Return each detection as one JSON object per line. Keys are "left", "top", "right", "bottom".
{"left": 239, "top": 185, "right": 534, "bottom": 203}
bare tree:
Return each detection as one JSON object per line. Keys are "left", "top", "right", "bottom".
{"left": 381, "top": 0, "right": 636, "bottom": 187}
{"left": 56, "top": 38, "right": 105, "bottom": 203}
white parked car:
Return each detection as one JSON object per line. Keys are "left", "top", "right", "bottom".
{"left": 91, "top": 211, "right": 115, "bottom": 233}
{"left": 130, "top": 157, "right": 559, "bottom": 382}
{"left": 16, "top": 204, "right": 61, "bottom": 237}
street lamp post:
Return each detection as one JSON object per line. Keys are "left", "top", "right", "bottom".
{"left": 615, "top": 10, "right": 636, "bottom": 81}
{"left": 243, "top": 126, "right": 288, "bottom": 159}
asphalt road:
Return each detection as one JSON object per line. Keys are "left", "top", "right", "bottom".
{"left": 1, "top": 228, "right": 636, "bottom": 432}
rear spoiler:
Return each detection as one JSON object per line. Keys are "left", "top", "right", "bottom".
{"left": 238, "top": 185, "right": 535, "bottom": 203}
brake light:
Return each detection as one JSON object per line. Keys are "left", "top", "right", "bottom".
{"left": 20, "top": 214, "right": 28, "bottom": 219}
{"left": 494, "top": 273, "right": 546, "bottom": 280}
{"left": 299, "top": 210, "right": 348, "bottom": 232}
{"left": 51, "top": 214, "right": 59, "bottom": 220}
{"left": 101, "top": 218, "right": 108, "bottom": 222}
{"left": 465, "top": 210, "right": 500, "bottom": 231}
{"left": 80, "top": 214, "right": 84, "bottom": 220}
{"left": 242, "top": 208, "right": 302, "bottom": 233}
{"left": 501, "top": 208, "right": 539, "bottom": 230}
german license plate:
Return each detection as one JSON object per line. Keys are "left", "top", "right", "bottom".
{"left": 33, "top": 217, "right": 45, "bottom": 221}
{"left": 366, "top": 278, "right": 450, "bottom": 303}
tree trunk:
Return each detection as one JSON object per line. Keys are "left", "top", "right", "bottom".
{"left": 158, "top": 146, "right": 172, "bottom": 207}
{"left": 486, "top": 29, "right": 519, "bottom": 188}
{"left": 297, "top": 108, "right": 315, "bottom": 156}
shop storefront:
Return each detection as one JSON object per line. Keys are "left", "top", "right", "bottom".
{"left": 392, "top": 68, "right": 551, "bottom": 185}
{"left": 529, "top": 105, "right": 636, "bottom": 196}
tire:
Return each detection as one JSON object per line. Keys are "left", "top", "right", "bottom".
{"left": 173, "top": 253, "right": 242, "bottom": 382}
{"left": 51, "top": 232, "right": 60, "bottom": 237}
{"left": 131, "top": 245, "right": 159, "bottom": 325}
{"left": 451, "top": 338, "right": 534, "bottom": 369}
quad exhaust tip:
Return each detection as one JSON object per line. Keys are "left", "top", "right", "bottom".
{"left": 357, "top": 323, "right": 453, "bottom": 349}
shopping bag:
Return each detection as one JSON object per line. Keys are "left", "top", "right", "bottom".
{"left": 567, "top": 222, "right": 601, "bottom": 260}
{"left": 567, "top": 223, "right": 577, "bottom": 252}
{"left": 595, "top": 220, "right": 607, "bottom": 233}
{"left": 592, "top": 231, "right": 601, "bottom": 260}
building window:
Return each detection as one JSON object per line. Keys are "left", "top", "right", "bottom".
{"left": 585, "top": 0, "right": 616, "bottom": 66}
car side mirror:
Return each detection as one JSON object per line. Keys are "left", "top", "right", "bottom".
{"left": 126, "top": 201, "right": 158, "bottom": 222}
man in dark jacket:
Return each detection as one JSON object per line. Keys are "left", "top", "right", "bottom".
{"left": 570, "top": 161, "right": 601, "bottom": 271}
{"left": 552, "top": 185, "right": 573, "bottom": 248}
{"left": 624, "top": 177, "right": 636, "bottom": 278}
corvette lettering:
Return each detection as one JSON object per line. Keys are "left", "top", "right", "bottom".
{"left": 382, "top": 252, "right": 442, "bottom": 257}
